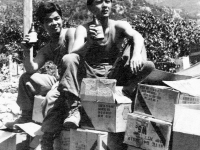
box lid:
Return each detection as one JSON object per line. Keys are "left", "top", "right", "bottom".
{"left": 128, "top": 113, "right": 172, "bottom": 126}
{"left": 0, "top": 131, "right": 16, "bottom": 143}
{"left": 15, "top": 122, "right": 42, "bottom": 137}
{"left": 113, "top": 87, "right": 132, "bottom": 104}
{"left": 142, "top": 69, "right": 191, "bottom": 85}
{"left": 139, "top": 83, "right": 173, "bottom": 90}
{"left": 81, "top": 78, "right": 131, "bottom": 104}
{"left": 173, "top": 104, "right": 200, "bottom": 136}
{"left": 74, "top": 128, "right": 108, "bottom": 135}
{"left": 163, "top": 78, "right": 200, "bottom": 97}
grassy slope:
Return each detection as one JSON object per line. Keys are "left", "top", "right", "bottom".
{"left": 146, "top": 0, "right": 200, "bottom": 18}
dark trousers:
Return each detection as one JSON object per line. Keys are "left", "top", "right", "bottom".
{"left": 17, "top": 52, "right": 155, "bottom": 133}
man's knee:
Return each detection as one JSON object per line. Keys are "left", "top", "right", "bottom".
{"left": 19, "top": 72, "right": 31, "bottom": 83}
{"left": 61, "top": 53, "right": 80, "bottom": 67}
{"left": 142, "top": 61, "right": 155, "bottom": 73}
{"left": 45, "top": 90, "right": 55, "bottom": 105}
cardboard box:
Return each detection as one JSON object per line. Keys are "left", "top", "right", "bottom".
{"left": 80, "top": 78, "right": 117, "bottom": 103}
{"left": 134, "top": 82, "right": 200, "bottom": 122}
{"left": 172, "top": 104, "right": 200, "bottom": 150}
{"left": 32, "top": 95, "right": 45, "bottom": 123}
{"left": 70, "top": 128, "right": 127, "bottom": 150}
{"left": 59, "top": 130, "right": 70, "bottom": 150}
{"left": 0, "top": 131, "right": 16, "bottom": 150}
{"left": 124, "top": 113, "right": 172, "bottom": 150}
{"left": 127, "top": 145, "right": 142, "bottom": 150}
{"left": 80, "top": 78, "right": 132, "bottom": 132}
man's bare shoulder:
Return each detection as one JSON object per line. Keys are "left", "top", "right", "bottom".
{"left": 77, "top": 23, "right": 89, "bottom": 30}
{"left": 114, "top": 20, "right": 131, "bottom": 29}
{"left": 66, "top": 27, "right": 76, "bottom": 37}
{"left": 67, "top": 27, "right": 76, "bottom": 33}
{"left": 75, "top": 23, "right": 89, "bottom": 38}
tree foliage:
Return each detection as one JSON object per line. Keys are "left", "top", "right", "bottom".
{"left": 1, "top": 0, "right": 200, "bottom": 74}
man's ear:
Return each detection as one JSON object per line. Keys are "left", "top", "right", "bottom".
{"left": 42, "top": 24, "right": 48, "bottom": 33}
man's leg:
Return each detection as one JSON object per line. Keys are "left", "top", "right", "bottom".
{"left": 41, "top": 83, "right": 64, "bottom": 133}
{"left": 5, "top": 72, "right": 56, "bottom": 129}
{"left": 108, "top": 61, "right": 155, "bottom": 96}
{"left": 40, "top": 84, "right": 63, "bottom": 150}
{"left": 120, "top": 61, "right": 155, "bottom": 100}
{"left": 41, "top": 53, "right": 85, "bottom": 133}
{"left": 58, "top": 53, "right": 85, "bottom": 129}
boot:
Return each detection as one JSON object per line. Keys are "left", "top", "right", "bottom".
{"left": 40, "top": 132, "right": 54, "bottom": 150}
{"left": 62, "top": 93, "right": 81, "bottom": 129}
{"left": 5, "top": 110, "right": 32, "bottom": 129}
{"left": 63, "top": 106, "right": 81, "bottom": 129}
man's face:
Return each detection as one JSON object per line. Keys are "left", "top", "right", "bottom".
{"left": 89, "top": 0, "right": 112, "bottom": 18}
{"left": 43, "top": 11, "right": 62, "bottom": 36}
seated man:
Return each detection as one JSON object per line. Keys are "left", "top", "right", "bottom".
{"left": 61, "top": 0, "right": 155, "bottom": 128}
{"left": 6, "top": 2, "right": 76, "bottom": 150}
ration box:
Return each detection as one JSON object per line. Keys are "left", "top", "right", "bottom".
{"left": 0, "top": 131, "right": 16, "bottom": 150}
{"left": 124, "top": 113, "right": 172, "bottom": 150}
{"left": 80, "top": 78, "right": 132, "bottom": 132}
{"left": 134, "top": 81, "right": 200, "bottom": 122}
{"left": 172, "top": 104, "right": 200, "bottom": 150}
{"left": 70, "top": 128, "right": 126, "bottom": 150}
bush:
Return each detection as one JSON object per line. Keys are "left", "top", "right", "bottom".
{"left": 1, "top": 0, "right": 200, "bottom": 74}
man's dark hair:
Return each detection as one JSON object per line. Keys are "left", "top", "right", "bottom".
{"left": 87, "top": 0, "right": 112, "bottom": 6}
{"left": 36, "top": 2, "right": 62, "bottom": 24}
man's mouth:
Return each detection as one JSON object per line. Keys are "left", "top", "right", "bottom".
{"left": 102, "top": 9, "right": 109, "bottom": 14}
{"left": 52, "top": 26, "right": 59, "bottom": 31}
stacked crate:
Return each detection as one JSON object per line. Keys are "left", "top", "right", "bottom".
{"left": 33, "top": 78, "right": 132, "bottom": 150}
{"left": 124, "top": 81, "right": 200, "bottom": 150}
{"left": 72, "top": 78, "right": 132, "bottom": 150}
{"left": 33, "top": 78, "right": 200, "bottom": 150}
{"left": 124, "top": 84, "right": 174, "bottom": 150}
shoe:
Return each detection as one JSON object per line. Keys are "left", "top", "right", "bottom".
{"left": 63, "top": 107, "right": 81, "bottom": 129}
{"left": 5, "top": 115, "right": 32, "bottom": 130}
{"left": 122, "top": 83, "right": 138, "bottom": 98}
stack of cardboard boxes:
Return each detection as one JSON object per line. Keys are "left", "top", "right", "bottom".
{"left": 72, "top": 78, "right": 132, "bottom": 150}
{"left": 32, "top": 78, "right": 132, "bottom": 150}
{"left": 31, "top": 74, "right": 200, "bottom": 150}
{"left": 124, "top": 78, "right": 200, "bottom": 150}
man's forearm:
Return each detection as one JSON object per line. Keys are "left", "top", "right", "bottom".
{"left": 132, "top": 34, "right": 144, "bottom": 56}
{"left": 71, "top": 41, "right": 90, "bottom": 57}
{"left": 23, "top": 50, "right": 38, "bottom": 74}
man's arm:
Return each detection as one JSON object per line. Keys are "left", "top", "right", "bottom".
{"left": 71, "top": 25, "right": 90, "bottom": 57}
{"left": 116, "top": 21, "right": 145, "bottom": 74}
{"left": 66, "top": 28, "right": 76, "bottom": 53}
{"left": 22, "top": 45, "right": 47, "bottom": 74}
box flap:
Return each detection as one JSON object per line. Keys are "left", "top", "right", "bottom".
{"left": 173, "top": 104, "right": 200, "bottom": 136}
{"left": 142, "top": 69, "right": 192, "bottom": 85}
{"left": 163, "top": 78, "right": 200, "bottom": 96}
{"left": 80, "top": 78, "right": 98, "bottom": 101}
{"left": 139, "top": 83, "right": 173, "bottom": 90}
{"left": 80, "top": 78, "right": 117, "bottom": 103}
{"left": 0, "top": 131, "right": 16, "bottom": 143}
{"left": 97, "top": 79, "right": 116, "bottom": 103}
{"left": 75, "top": 128, "right": 108, "bottom": 135}
{"left": 15, "top": 122, "right": 42, "bottom": 137}
{"left": 114, "top": 87, "right": 132, "bottom": 104}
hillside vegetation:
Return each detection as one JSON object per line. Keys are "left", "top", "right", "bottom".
{"left": 0, "top": 0, "right": 200, "bottom": 80}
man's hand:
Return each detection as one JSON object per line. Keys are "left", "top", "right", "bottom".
{"left": 130, "top": 54, "right": 143, "bottom": 75}
{"left": 88, "top": 24, "right": 104, "bottom": 44}
{"left": 21, "top": 35, "right": 33, "bottom": 50}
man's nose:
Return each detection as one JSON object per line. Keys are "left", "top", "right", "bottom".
{"left": 52, "top": 19, "right": 57, "bottom": 25}
{"left": 102, "top": 1, "right": 108, "bottom": 7}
